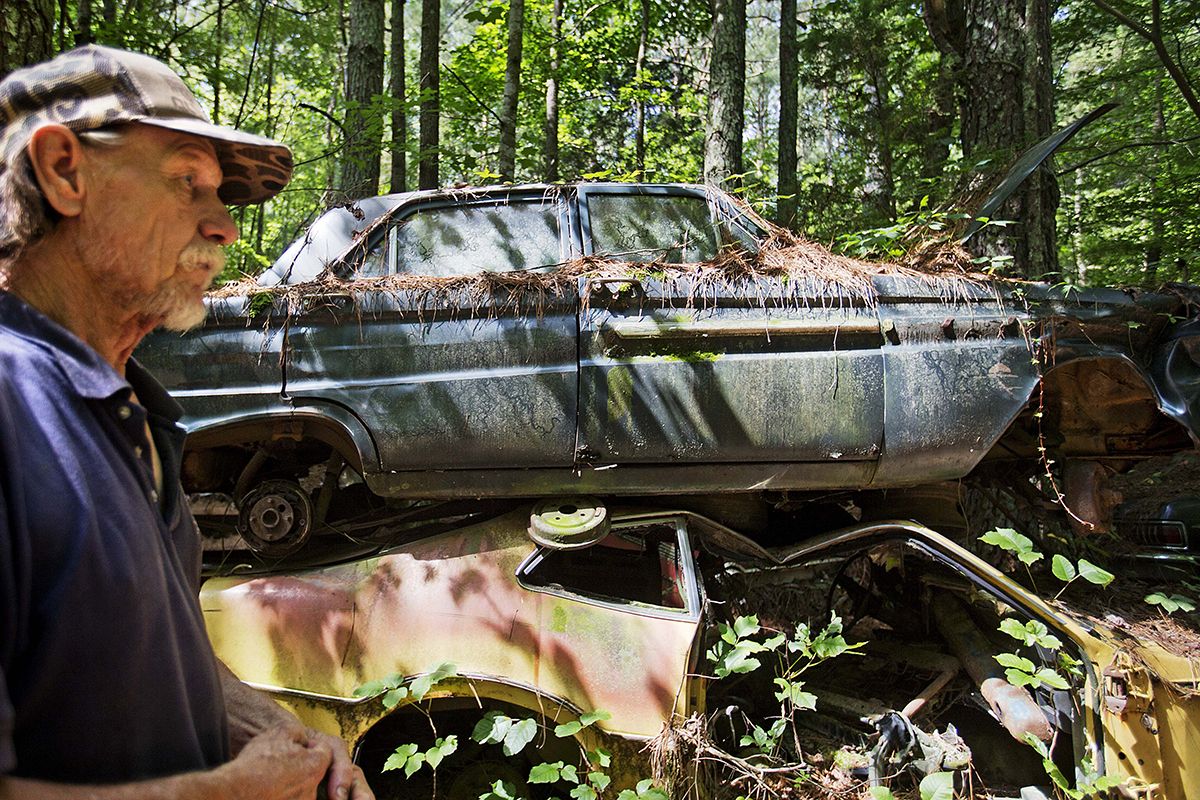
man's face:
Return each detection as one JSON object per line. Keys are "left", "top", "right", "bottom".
{"left": 74, "top": 124, "right": 238, "bottom": 331}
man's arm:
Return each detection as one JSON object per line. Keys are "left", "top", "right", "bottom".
{"left": 0, "top": 726, "right": 331, "bottom": 800}
{"left": 218, "top": 664, "right": 373, "bottom": 800}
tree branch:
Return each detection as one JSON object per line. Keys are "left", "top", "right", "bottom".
{"left": 1056, "top": 133, "right": 1200, "bottom": 174}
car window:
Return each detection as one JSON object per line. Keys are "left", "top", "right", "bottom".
{"left": 519, "top": 521, "right": 689, "bottom": 611}
{"left": 362, "top": 199, "right": 564, "bottom": 278}
{"left": 586, "top": 194, "right": 719, "bottom": 263}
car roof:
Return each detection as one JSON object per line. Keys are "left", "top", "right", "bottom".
{"left": 257, "top": 182, "right": 712, "bottom": 286}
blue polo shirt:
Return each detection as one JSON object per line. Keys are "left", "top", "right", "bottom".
{"left": 0, "top": 291, "right": 229, "bottom": 782}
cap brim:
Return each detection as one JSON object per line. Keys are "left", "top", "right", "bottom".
{"left": 138, "top": 116, "right": 293, "bottom": 206}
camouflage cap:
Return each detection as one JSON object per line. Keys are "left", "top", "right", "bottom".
{"left": 0, "top": 45, "right": 292, "bottom": 205}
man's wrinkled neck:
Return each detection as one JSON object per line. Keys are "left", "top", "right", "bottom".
{"left": 7, "top": 236, "right": 159, "bottom": 377}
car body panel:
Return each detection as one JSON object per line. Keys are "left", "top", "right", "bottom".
{"left": 202, "top": 510, "right": 701, "bottom": 739}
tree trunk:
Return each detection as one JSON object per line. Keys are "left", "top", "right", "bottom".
{"left": 418, "top": 0, "right": 440, "bottom": 189}
{"left": 862, "top": 54, "right": 896, "bottom": 222}
{"left": 341, "top": 0, "right": 386, "bottom": 200}
{"left": 543, "top": 0, "right": 562, "bottom": 181}
{"left": 776, "top": 0, "right": 797, "bottom": 227}
{"left": 703, "top": 0, "right": 745, "bottom": 188}
{"left": 919, "top": 52, "right": 955, "bottom": 185}
{"left": 390, "top": 0, "right": 407, "bottom": 193}
{"left": 497, "top": 0, "right": 525, "bottom": 182}
{"left": 0, "top": 0, "right": 54, "bottom": 80}
{"left": 924, "top": 0, "right": 1058, "bottom": 278}
{"left": 76, "top": 0, "right": 92, "bottom": 45}
{"left": 633, "top": 0, "right": 650, "bottom": 175}
{"left": 1144, "top": 77, "right": 1165, "bottom": 287}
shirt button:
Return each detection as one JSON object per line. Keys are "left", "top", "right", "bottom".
{"left": 149, "top": 489, "right": 160, "bottom": 504}
{"left": 134, "top": 446, "right": 144, "bottom": 458}
{"left": 117, "top": 406, "right": 132, "bottom": 420}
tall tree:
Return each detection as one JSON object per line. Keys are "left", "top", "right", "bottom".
{"left": 633, "top": 0, "right": 650, "bottom": 174}
{"left": 925, "top": 0, "right": 1058, "bottom": 277}
{"left": 543, "top": 0, "right": 562, "bottom": 181}
{"left": 390, "top": 0, "right": 407, "bottom": 192}
{"left": 776, "top": 0, "right": 797, "bottom": 226}
{"left": 418, "top": 0, "right": 441, "bottom": 189}
{"left": 703, "top": 0, "right": 745, "bottom": 187}
{"left": 341, "top": 0, "right": 386, "bottom": 200}
{"left": 498, "top": 0, "right": 525, "bottom": 181}
{"left": 77, "top": 0, "right": 93, "bottom": 45}
{"left": 0, "top": 0, "right": 54, "bottom": 80}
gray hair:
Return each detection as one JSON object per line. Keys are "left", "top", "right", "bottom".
{"left": 0, "top": 127, "right": 128, "bottom": 275}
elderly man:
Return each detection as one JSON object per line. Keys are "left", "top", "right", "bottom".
{"left": 0, "top": 47, "right": 373, "bottom": 799}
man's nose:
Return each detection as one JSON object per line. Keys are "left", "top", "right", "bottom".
{"left": 201, "top": 199, "right": 239, "bottom": 246}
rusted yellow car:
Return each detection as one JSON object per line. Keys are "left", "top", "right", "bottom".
{"left": 201, "top": 501, "right": 1200, "bottom": 798}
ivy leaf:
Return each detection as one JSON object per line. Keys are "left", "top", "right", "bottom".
{"left": 403, "top": 751, "right": 425, "bottom": 778}
{"left": 382, "top": 743, "right": 418, "bottom": 772}
{"left": 589, "top": 748, "right": 612, "bottom": 769}
{"left": 503, "top": 717, "right": 539, "bottom": 756}
{"left": 1051, "top": 554, "right": 1076, "bottom": 582}
{"left": 472, "top": 710, "right": 512, "bottom": 745}
{"left": 560, "top": 764, "right": 579, "bottom": 784}
{"left": 1077, "top": 559, "right": 1114, "bottom": 587}
{"left": 733, "top": 615, "right": 761, "bottom": 638}
{"left": 587, "top": 771, "right": 610, "bottom": 791}
{"left": 409, "top": 662, "right": 457, "bottom": 701}
{"left": 481, "top": 780, "right": 519, "bottom": 800}
{"left": 980, "top": 528, "right": 1042, "bottom": 564}
{"left": 1145, "top": 592, "right": 1195, "bottom": 614}
{"left": 381, "top": 686, "right": 409, "bottom": 709}
{"left": 995, "top": 653, "right": 1035, "bottom": 673}
{"left": 529, "top": 762, "right": 563, "bottom": 784}
{"left": 572, "top": 784, "right": 599, "bottom": 800}
{"left": 1034, "top": 668, "right": 1070, "bottom": 690}
{"left": 580, "top": 710, "right": 611, "bottom": 726}
{"left": 918, "top": 771, "right": 955, "bottom": 800}
{"left": 870, "top": 788, "right": 897, "bottom": 800}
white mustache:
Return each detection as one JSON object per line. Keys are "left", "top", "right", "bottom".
{"left": 178, "top": 241, "right": 226, "bottom": 284}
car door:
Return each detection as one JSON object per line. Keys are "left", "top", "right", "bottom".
{"left": 283, "top": 191, "right": 579, "bottom": 476}
{"left": 575, "top": 185, "right": 884, "bottom": 481}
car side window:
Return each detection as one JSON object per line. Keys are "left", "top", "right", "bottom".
{"left": 519, "top": 521, "right": 690, "bottom": 611}
{"left": 586, "top": 194, "right": 719, "bottom": 263}
{"left": 368, "top": 199, "right": 564, "bottom": 277}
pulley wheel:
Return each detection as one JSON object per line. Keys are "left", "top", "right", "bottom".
{"left": 238, "top": 479, "right": 313, "bottom": 556}
{"left": 528, "top": 496, "right": 609, "bottom": 550}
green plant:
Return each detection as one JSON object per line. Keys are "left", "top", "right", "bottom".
{"left": 707, "top": 614, "right": 862, "bottom": 758}
{"left": 1050, "top": 554, "right": 1114, "bottom": 599}
{"left": 1144, "top": 592, "right": 1197, "bottom": 614}
{"left": 353, "top": 663, "right": 459, "bottom": 778}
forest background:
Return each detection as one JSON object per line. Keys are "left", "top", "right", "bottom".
{"left": 1, "top": 0, "right": 1197, "bottom": 287}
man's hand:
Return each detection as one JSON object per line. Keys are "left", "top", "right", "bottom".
{"left": 218, "top": 726, "right": 333, "bottom": 800}
{"left": 302, "top": 728, "right": 375, "bottom": 800}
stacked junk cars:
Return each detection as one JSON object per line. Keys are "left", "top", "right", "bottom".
{"left": 139, "top": 130, "right": 1200, "bottom": 798}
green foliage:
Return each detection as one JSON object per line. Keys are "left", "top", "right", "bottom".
{"left": 353, "top": 662, "right": 458, "bottom": 709}
{"left": 999, "top": 618, "right": 1064, "bottom": 651}
{"left": 705, "top": 614, "right": 785, "bottom": 678}
{"left": 995, "top": 652, "right": 1071, "bottom": 691}
{"left": 1023, "top": 734, "right": 1124, "bottom": 798}
{"left": 472, "top": 711, "right": 540, "bottom": 756}
{"left": 381, "top": 735, "right": 458, "bottom": 777}
{"left": 918, "top": 771, "right": 955, "bottom": 800}
{"left": 979, "top": 528, "right": 1044, "bottom": 566}
{"left": 554, "top": 709, "right": 612, "bottom": 737}
{"left": 616, "top": 778, "right": 670, "bottom": 800}
{"left": 1145, "top": 592, "right": 1197, "bottom": 614}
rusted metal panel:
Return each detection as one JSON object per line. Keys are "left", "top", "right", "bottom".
{"left": 202, "top": 511, "right": 699, "bottom": 739}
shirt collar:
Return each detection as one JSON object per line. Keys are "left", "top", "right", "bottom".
{"left": 0, "top": 291, "right": 182, "bottom": 421}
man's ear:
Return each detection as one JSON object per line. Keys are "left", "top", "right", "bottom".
{"left": 26, "top": 125, "right": 88, "bottom": 219}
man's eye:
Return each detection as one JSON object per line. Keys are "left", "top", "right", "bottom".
{"left": 181, "top": 174, "right": 196, "bottom": 187}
